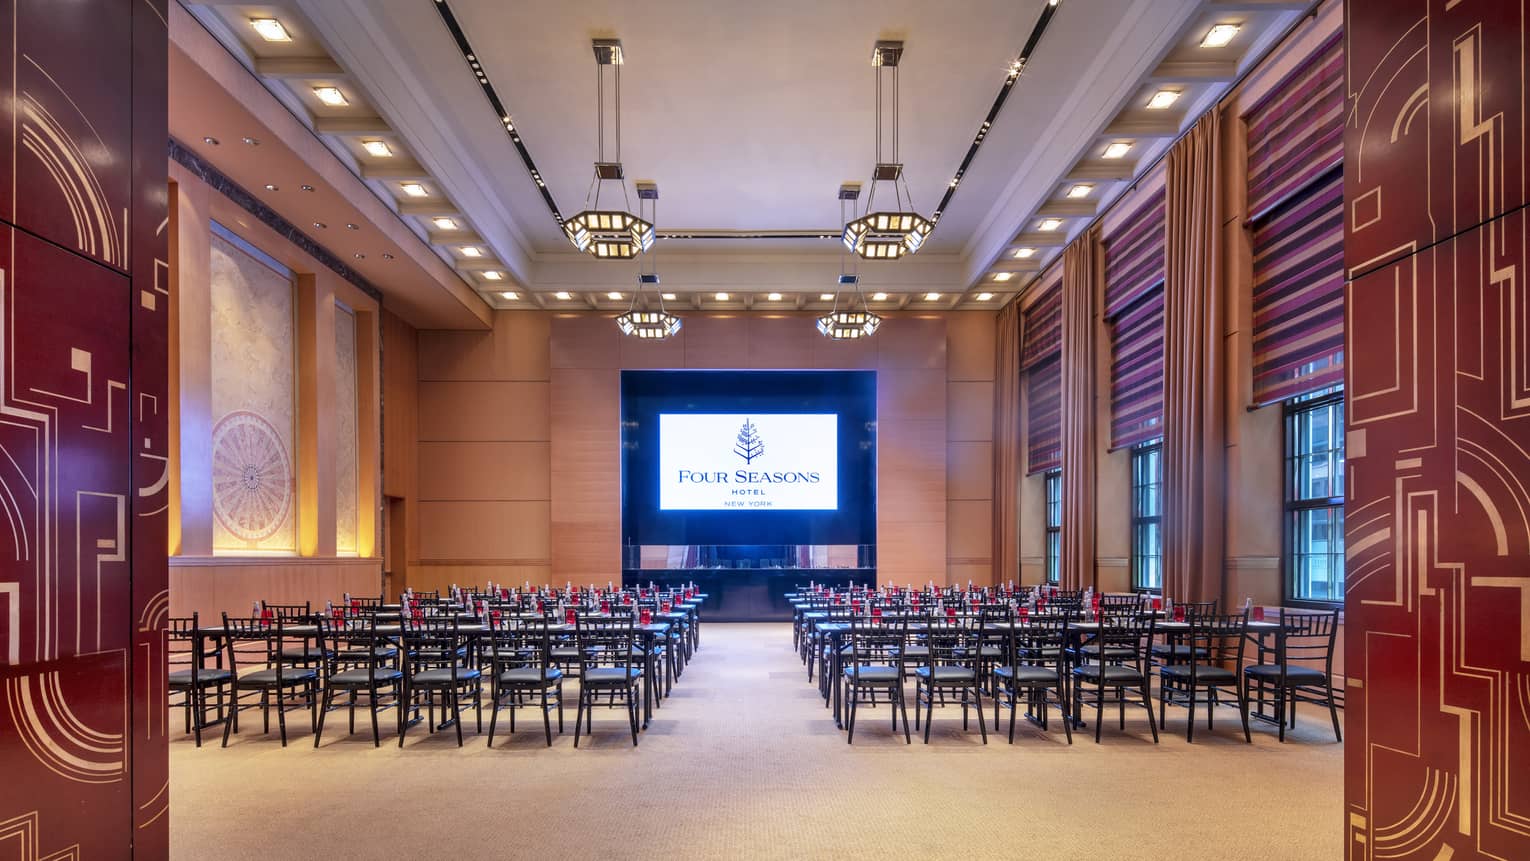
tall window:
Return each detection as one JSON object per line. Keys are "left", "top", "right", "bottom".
{"left": 1044, "top": 470, "right": 1061, "bottom": 584}
{"left": 1130, "top": 441, "right": 1163, "bottom": 591}
{"left": 1286, "top": 388, "right": 1344, "bottom": 603}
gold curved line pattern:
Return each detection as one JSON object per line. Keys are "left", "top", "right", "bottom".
{"left": 3, "top": 675, "right": 125, "bottom": 783}
{"left": 1356, "top": 43, "right": 1427, "bottom": 180}
{"left": 0, "top": 472, "right": 28, "bottom": 560}
{"left": 138, "top": 589, "right": 169, "bottom": 631}
{"left": 138, "top": 458, "right": 168, "bottom": 498}
{"left": 1390, "top": 83, "right": 1429, "bottom": 143}
{"left": 43, "top": 673, "right": 121, "bottom": 748}
{"left": 18, "top": 93, "right": 123, "bottom": 266}
{"left": 1375, "top": 768, "right": 1443, "bottom": 844}
{"left": 1374, "top": 770, "right": 1457, "bottom": 858}
{"left": 1455, "top": 469, "right": 1511, "bottom": 555}
{"left": 1456, "top": 439, "right": 1530, "bottom": 546}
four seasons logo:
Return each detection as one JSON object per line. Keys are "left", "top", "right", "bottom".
{"left": 733, "top": 419, "right": 764, "bottom": 464}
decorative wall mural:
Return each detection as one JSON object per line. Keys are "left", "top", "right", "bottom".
{"left": 335, "top": 306, "right": 359, "bottom": 554}
{"left": 211, "top": 410, "right": 293, "bottom": 542}
{"left": 209, "top": 230, "right": 296, "bottom": 553}
{"left": 1345, "top": 2, "right": 1530, "bottom": 859}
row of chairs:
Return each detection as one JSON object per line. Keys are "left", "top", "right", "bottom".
{"left": 169, "top": 608, "right": 686, "bottom": 749}
{"left": 819, "top": 604, "right": 1341, "bottom": 745}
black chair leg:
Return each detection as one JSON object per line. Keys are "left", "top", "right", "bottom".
{"left": 314, "top": 687, "right": 333, "bottom": 748}
{"left": 1327, "top": 684, "right": 1342, "bottom": 742}
{"left": 899, "top": 684, "right": 910, "bottom": 744}
{"left": 487, "top": 686, "right": 501, "bottom": 748}
{"left": 369, "top": 687, "right": 382, "bottom": 747}
{"left": 542, "top": 687, "right": 553, "bottom": 746}
{"left": 1142, "top": 681, "right": 1159, "bottom": 743}
{"left": 974, "top": 686, "right": 987, "bottom": 744}
{"left": 846, "top": 687, "right": 857, "bottom": 744}
{"left": 276, "top": 689, "right": 289, "bottom": 747}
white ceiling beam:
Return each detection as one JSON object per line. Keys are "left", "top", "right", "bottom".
{"left": 1066, "top": 159, "right": 1140, "bottom": 181}
{"left": 1010, "top": 232, "right": 1069, "bottom": 247}
{"left": 1037, "top": 200, "right": 1098, "bottom": 218}
{"left": 312, "top": 115, "right": 392, "bottom": 134}
{"left": 426, "top": 228, "right": 483, "bottom": 245}
{"left": 254, "top": 56, "right": 345, "bottom": 78}
{"left": 359, "top": 163, "right": 433, "bottom": 181}
{"left": 1103, "top": 115, "right": 1184, "bottom": 137}
{"left": 1148, "top": 59, "right": 1241, "bottom": 82}
{"left": 398, "top": 200, "right": 460, "bottom": 217}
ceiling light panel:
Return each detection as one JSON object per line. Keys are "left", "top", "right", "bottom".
{"left": 459, "top": 246, "right": 482, "bottom": 257}
{"left": 361, "top": 140, "right": 393, "bottom": 158}
{"left": 1066, "top": 184, "right": 1093, "bottom": 198}
{"left": 400, "top": 183, "right": 428, "bottom": 198}
{"left": 482, "top": 271, "right": 504, "bottom": 281}
{"left": 500, "top": 291, "right": 518, "bottom": 300}
{"left": 432, "top": 217, "right": 459, "bottom": 231}
{"left": 1200, "top": 23, "right": 1241, "bottom": 48}
{"left": 1147, "top": 89, "right": 1181, "bottom": 110}
{"left": 249, "top": 18, "right": 290, "bottom": 42}
{"left": 992, "top": 272, "right": 1014, "bottom": 282}
{"left": 312, "top": 86, "right": 348, "bottom": 107}
{"left": 1014, "top": 247, "right": 1036, "bottom": 259}
{"left": 1102, "top": 141, "right": 1132, "bottom": 159}
{"left": 977, "top": 293, "right": 994, "bottom": 301}
{"left": 1038, "top": 218, "right": 1063, "bottom": 231}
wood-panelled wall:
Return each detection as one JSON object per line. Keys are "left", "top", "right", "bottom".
{"left": 410, "top": 310, "right": 998, "bottom": 589}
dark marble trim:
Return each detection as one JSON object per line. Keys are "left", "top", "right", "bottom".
{"left": 168, "top": 137, "right": 384, "bottom": 303}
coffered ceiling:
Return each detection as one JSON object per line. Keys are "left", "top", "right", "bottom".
{"left": 178, "top": 0, "right": 1312, "bottom": 317}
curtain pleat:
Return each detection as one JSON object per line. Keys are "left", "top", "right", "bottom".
{"left": 991, "top": 302, "right": 1023, "bottom": 586}
{"left": 1162, "top": 110, "right": 1226, "bottom": 605}
{"left": 1060, "top": 226, "right": 1101, "bottom": 591}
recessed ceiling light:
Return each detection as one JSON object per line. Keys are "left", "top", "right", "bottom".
{"left": 607, "top": 291, "right": 622, "bottom": 300}
{"left": 1147, "top": 89, "right": 1181, "bottom": 110}
{"left": 819, "top": 293, "right": 835, "bottom": 301}
{"left": 460, "top": 246, "right": 482, "bottom": 257}
{"left": 346, "top": 223, "right": 359, "bottom": 231}
{"left": 354, "top": 252, "right": 366, "bottom": 259}
{"left": 249, "top": 18, "right": 290, "bottom": 42}
{"left": 312, "top": 86, "right": 348, "bottom": 107}
{"left": 482, "top": 271, "right": 504, "bottom": 281}
{"left": 361, "top": 140, "right": 393, "bottom": 158}
{"left": 993, "top": 272, "right": 1014, "bottom": 282}
{"left": 1067, "top": 184, "right": 1093, "bottom": 198}
{"left": 924, "top": 292, "right": 942, "bottom": 301}
{"left": 264, "top": 183, "right": 279, "bottom": 191}
{"left": 1201, "top": 23, "right": 1241, "bottom": 48}
{"left": 313, "top": 221, "right": 326, "bottom": 229}
{"left": 872, "top": 292, "right": 888, "bottom": 301}
{"left": 381, "top": 253, "right": 394, "bottom": 260}
{"left": 662, "top": 293, "right": 677, "bottom": 300}
{"left": 767, "top": 292, "right": 783, "bottom": 301}
{"left": 500, "top": 291, "right": 518, "bottom": 300}
{"left": 400, "top": 183, "right": 428, "bottom": 198}
{"left": 1102, "top": 141, "right": 1132, "bottom": 159}
{"left": 1014, "top": 247, "right": 1036, "bottom": 259}
{"left": 242, "top": 137, "right": 260, "bottom": 146}
{"left": 202, "top": 136, "right": 219, "bottom": 146}
{"left": 715, "top": 292, "right": 730, "bottom": 301}
{"left": 1038, "top": 218, "right": 1064, "bottom": 231}
{"left": 300, "top": 184, "right": 314, "bottom": 192}
{"left": 554, "top": 291, "right": 572, "bottom": 300}
{"left": 431, "top": 217, "right": 458, "bottom": 231}
{"left": 977, "top": 292, "right": 994, "bottom": 301}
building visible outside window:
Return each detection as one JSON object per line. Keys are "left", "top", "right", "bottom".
{"left": 1130, "top": 441, "right": 1163, "bottom": 591}
{"left": 1044, "top": 470, "right": 1061, "bottom": 584}
{"left": 1286, "top": 388, "right": 1344, "bottom": 603}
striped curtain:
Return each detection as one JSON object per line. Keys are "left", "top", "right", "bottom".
{"left": 1023, "top": 268, "right": 1063, "bottom": 473}
{"left": 1103, "top": 191, "right": 1166, "bottom": 448}
{"left": 1026, "top": 355, "right": 1061, "bottom": 473}
{"left": 1246, "top": 33, "right": 1345, "bottom": 405}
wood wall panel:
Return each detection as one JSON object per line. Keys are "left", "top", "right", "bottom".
{"left": 417, "top": 500, "right": 550, "bottom": 562}
{"left": 417, "top": 381, "right": 549, "bottom": 441}
{"left": 418, "top": 441, "right": 550, "bottom": 501}
{"left": 682, "top": 314, "right": 752, "bottom": 369}
{"left": 947, "top": 381, "right": 994, "bottom": 441}
{"left": 169, "top": 560, "right": 382, "bottom": 622}
{"left": 947, "top": 441, "right": 994, "bottom": 501}
{"left": 746, "top": 315, "right": 819, "bottom": 369}
{"left": 1345, "top": 5, "right": 1530, "bottom": 857}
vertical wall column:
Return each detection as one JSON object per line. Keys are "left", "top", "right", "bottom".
{"left": 1344, "top": 4, "right": 1530, "bottom": 858}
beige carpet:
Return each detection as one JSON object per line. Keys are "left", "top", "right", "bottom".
{"left": 170, "top": 623, "right": 1343, "bottom": 860}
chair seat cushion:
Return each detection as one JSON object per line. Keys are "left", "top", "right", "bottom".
{"left": 1072, "top": 664, "right": 1144, "bottom": 683}
{"left": 895, "top": 645, "right": 930, "bottom": 658}
{"left": 278, "top": 646, "right": 330, "bottom": 660}
{"left": 583, "top": 667, "right": 641, "bottom": 684}
{"left": 498, "top": 667, "right": 563, "bottom": 684}
{"left": 338, "top": 646, "right": 397, "bottom": 660}
{"left": 843, "top": 665, "right": 900, "bottom": 683}
{"left": 240, "top": 668, "right": 316, "bottom": 686}
{"left": 550, "top": 647, "right": 582, "bottom": 659}
{"left": 168, "top": 668, "right": 232, "bottom": 686}
{"left": 994, "top": 665, "right": 1057, "bottom": 685}
{"left": 411, "top": 667, "right": 481, "bottom": 685}
{"left": 915, "top": 666, "right": 976, "bottom": 682}
{"left": 1159, "top": 664, "right": 1237, "bottom": 683}
{"left": 1244, "top": 664, "right": 1327, "bottom": 685}
{"left": 330, "top": 667, "right": 403, "bottom": 685}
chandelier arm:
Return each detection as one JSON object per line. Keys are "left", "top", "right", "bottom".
{"left": 893, "top": 65, "right": 899, "bottom": 164}
{"left": 615, "top": 58, "right": 622, "bottom": 164}
{"left": 596, "top": 61, "right": 604, "bottom": 164}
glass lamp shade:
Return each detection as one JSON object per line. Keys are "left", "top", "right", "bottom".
{"left": 841, "top": 211, "right": 933, "bottom": 260}
{"left": 816, "top": 309, "right": 883, "bottom": 340}
{"left": 615, "top": 309, "right": 681, "bottom": 339}
{"left": 563, "top": 209, "right": 656, "bottom": 259}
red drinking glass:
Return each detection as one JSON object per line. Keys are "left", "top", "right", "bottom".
{"left": 1018, "top": 607, "right": 1029, "bottom": 621}
{"left": 946, "top": 607, "right": 957, "bottom": 620}
{"left": 1173, "top": 605, "right": 1185, "bottom": 622}
{"left": 1252, "top": 605, "right": 1266, "bottom": 622}
{"left": 640, "top": 608, "right": 653, "bottom": 625}
{"left": 661, "top": 602, "right": 672, "bottom": 614}
{"left": 565, "top": 608, "right": 577, "bottom": 625}
{"left": 1151, "top": 597, "right": 1163, "bottom": 611}
{"left": 871, "top": 606, "right": 882, "bottom": 621}
{"left": 600, "top": 601, "right": 611, "bottom": 614}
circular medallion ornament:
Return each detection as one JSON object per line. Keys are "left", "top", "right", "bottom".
{"left": 211, "top": 410, "right": 293, "bottom": 542}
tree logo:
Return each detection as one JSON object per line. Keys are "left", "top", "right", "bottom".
{"left": 733, "top": 418, "right": 765, "bottom": 464}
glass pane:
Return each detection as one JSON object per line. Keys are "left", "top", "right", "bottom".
{"left": 1290, "top": 505, "right": 1345, "bottom": 602}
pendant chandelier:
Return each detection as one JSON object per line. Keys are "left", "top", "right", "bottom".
{"left": 843, "top": 41, "right": 931, "bottom": 260}
{"left": 819, "top": 185, "right": 882, "bottom": 340}
{"left": 615, "top": 182, "right": 680, "bottom": 339}
{"left": 563, "top": 39, "right": 654, "bottom": 260}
